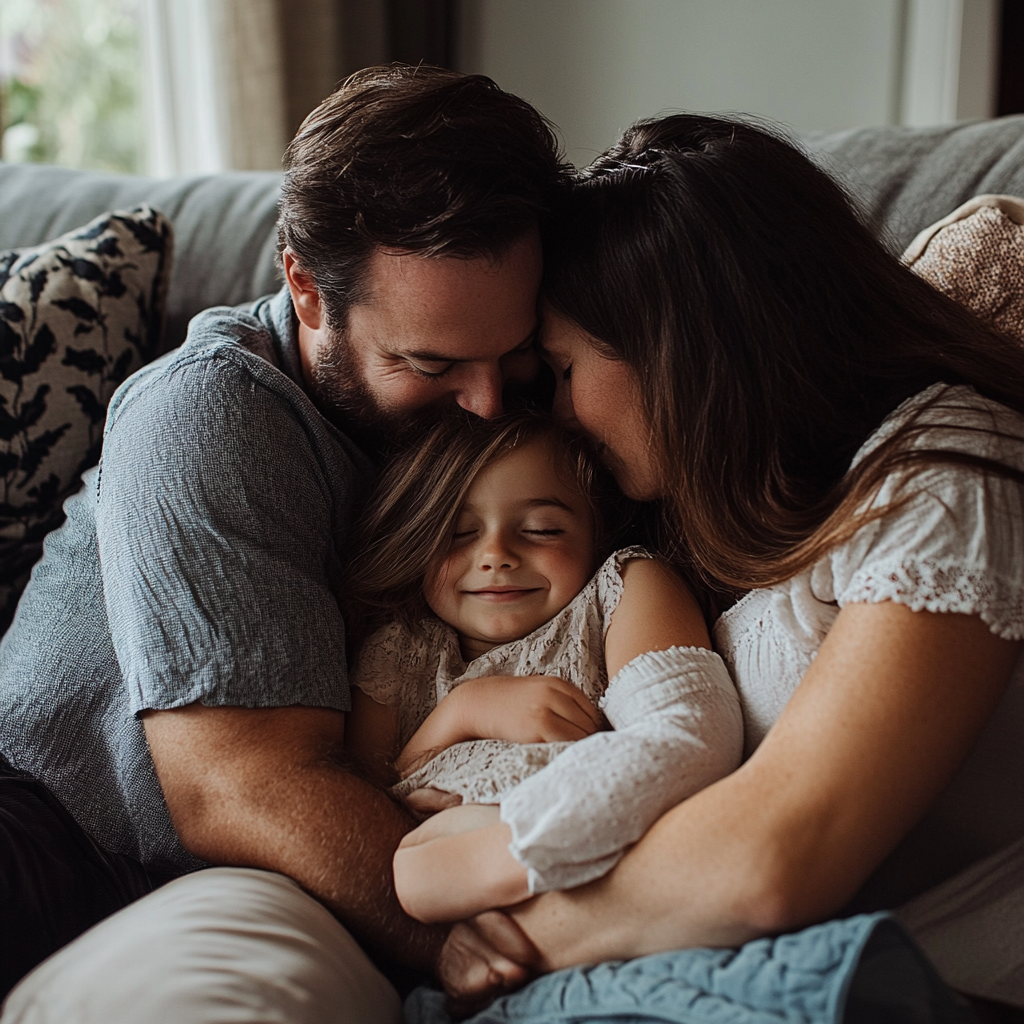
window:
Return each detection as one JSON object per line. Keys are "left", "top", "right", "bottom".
{"left": 0, "top": 0, "right": 143, "bottom": 173}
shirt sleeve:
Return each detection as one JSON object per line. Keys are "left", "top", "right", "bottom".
{"left": 499, "top": 645, "right": 743, "bottom": 894}
{"left": 97, "top": 351, "right": 354, "bottom": 714}
{"left": 351, "top": 620, "right": 446, "bottom": 746}
{"left": 828, "top": 398, "right": 1024, "bottom": 641}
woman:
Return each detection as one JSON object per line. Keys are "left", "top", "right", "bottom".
{"left": 438, "top": 115, "right": 1024, "bottom": 1016}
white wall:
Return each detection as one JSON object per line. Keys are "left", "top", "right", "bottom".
{"left": 458, "top": 0, "right": 999, "bottom": 169}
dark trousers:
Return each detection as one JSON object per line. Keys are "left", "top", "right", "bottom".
{"left": 0, "top": 755, "right": 161, "bottom": 1000}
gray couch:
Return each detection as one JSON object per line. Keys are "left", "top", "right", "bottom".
{"left": 4, "top": 115, "right": 1024, "bottom": 356}
{"left": 0, "top": 165, "right": 282, "bottom": 353}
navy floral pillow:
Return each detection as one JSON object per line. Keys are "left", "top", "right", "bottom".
{"left": 0, "top": 206, "right": 173, "bottom": 631}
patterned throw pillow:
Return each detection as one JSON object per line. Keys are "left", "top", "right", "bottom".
{"left": 0, "top": 206, "right": 173, "bottom": 631}
{"left": 903, "top": 194, "right": 1024, "bottom": 342}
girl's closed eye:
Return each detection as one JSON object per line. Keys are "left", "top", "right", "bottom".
{"left": 452, "top": 524, "right": 478, "bottom": 542}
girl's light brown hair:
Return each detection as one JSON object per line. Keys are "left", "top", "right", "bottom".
{"left": 344, "top": 410, "right": 621, "bottom": 644}
{"left": 544, "top": 114, "right": 1024, "bottom": 593}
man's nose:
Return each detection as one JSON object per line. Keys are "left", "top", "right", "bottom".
{"left": 455, "top": 365, "right": 504, "bottom": 419}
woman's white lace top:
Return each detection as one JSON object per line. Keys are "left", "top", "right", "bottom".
{"left": 714, "top": 383, "right": 1024, "bottom": 876}
{"left": 352, "top": 547, "right": 743, "bottom": 893}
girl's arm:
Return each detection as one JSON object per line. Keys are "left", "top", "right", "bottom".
{"left": 396, "top": 674, "right": 601, "bottom": 776}
{"left": 474, "top": 602, "right": 1019, "bottom": 976}
{"left": 395, "top": 558, "right": 742, "bottom": 921}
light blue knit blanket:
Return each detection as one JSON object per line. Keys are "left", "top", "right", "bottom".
{"left": 406, "top": 914, "right": 975, "bottom": 1024}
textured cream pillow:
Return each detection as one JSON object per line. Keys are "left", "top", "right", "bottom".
{"left": 903, "top": 194, "right": 1024, "bottom": 342}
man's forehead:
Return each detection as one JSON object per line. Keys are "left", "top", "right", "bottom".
{"left": 363, "top": 239, "right": 539, "bottom": 297}
{"left": 390, "top": 326, "right": 537, "bottom": 362}
{"left": 348, "top": 233, "right": 543, "bottom": 359}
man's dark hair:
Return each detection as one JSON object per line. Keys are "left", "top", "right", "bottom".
{"left": 278, "top": 64, "right": 569, "bottom": 329}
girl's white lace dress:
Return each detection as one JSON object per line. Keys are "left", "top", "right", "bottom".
{"left": 352, "top": 547, "right": 743, "bottom": 894}
{"left": 713, "top": 383, "right": 1024, "bottom": 1006}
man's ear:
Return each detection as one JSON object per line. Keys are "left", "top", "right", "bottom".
{"left": 282, "top": 248, "right": 323, "bottom": 330}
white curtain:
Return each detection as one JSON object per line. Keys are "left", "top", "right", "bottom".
{"left": 140, "top": 0, "right": 289, "bottom": 175}
{"left": 900, "top": 0, "right": 999, "bottom": 125}
{"left": 139, "top": 0, "right": 408, "bottom": 177}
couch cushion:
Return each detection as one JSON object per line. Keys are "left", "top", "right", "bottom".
{"left": 804, "top": 116, "right": 1024, "bottom": 253}
{"left": 0, "top": 162, "right": 281, "bottom": 350}
{"left": 902, "top": 194, "right": 1024, "bottom": 342}
{"left": 0, "top": 206, "right": 172, "bottom": 629}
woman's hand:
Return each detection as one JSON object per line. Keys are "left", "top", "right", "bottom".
{"left": 396, "top": 675, "right": 601, "bottom": 776}
{"left": 394, "top": 806, "right": 531, "bottom": 922}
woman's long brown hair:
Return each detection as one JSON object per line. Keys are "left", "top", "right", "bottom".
{"left": 543, "top": 114, "right": 1024, "bottom": 592}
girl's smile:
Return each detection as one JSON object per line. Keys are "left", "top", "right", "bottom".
{"left": 425, "top": 439, "right": 597, "bottom": 661}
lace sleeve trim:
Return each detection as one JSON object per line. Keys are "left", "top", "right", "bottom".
{"left": 595, "top": 545, "right": 655, "bottom": 638}
{"left": 839, "top": 560, "right": 1024, "bottom": 640}
{"left": 349, "top": 620, "right": 440, "bottom": 708}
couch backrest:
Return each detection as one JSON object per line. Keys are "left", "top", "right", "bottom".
{"left": 804, "top": 114, "right": 1024, "bottom": 252}
{"left": 0, "top": 163, "right": 282, "bottom": 350}
{"left": 4, "top": 114, "right": 1024, "bottom": 351}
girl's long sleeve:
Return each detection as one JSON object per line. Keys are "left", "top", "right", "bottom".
{"left": 499, "top": 646, "right": 743, "bottom": 894}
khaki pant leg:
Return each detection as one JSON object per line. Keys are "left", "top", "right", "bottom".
{"left": 1, "top": 867, "right": 402, "bottom": 1024}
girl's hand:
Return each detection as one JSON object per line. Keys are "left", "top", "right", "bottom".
{"left": 404, "top": 786, "right": 463, "bottom": 816}
{"left": 455, "top": 674, "right": 602, "bottom": 744}
{"left": 400, "top": 803, "right": 501, "bottom": 846}
{"left": 394, "top": 811, "right": 531, "bottom": 923}
{"left": 397, "top": 675, "right": 601, "bottom": 776}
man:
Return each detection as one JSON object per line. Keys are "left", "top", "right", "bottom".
{"left": 0, "top": 65, "right": 565, "bottom": 1021}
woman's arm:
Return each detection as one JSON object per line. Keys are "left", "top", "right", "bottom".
{"left": 498, "top": 601, "right": 1020, "bottom": 970}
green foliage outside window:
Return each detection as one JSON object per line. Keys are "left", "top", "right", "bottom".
{"left": 0, "top": 0, "right": 143, "bottom": 174}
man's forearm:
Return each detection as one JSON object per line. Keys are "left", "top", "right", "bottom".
{"left": 144, "top": 705, "right": 446, "bottom": 970}
{"left": 190, "top": 758, "right": 446, "bottom": 968}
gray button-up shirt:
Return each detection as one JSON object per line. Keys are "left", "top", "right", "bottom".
{"left": 0, "top": 287, "right": 372, "bottom": 870}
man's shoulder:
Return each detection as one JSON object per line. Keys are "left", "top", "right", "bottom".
{"left": 109, "top": 292, "right": 297, "bottom": 418}
{"left": 96, "top": 292, "right": 372, "bottom": 499}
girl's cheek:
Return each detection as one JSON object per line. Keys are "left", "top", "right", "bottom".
{"left": 424, "top": 557, "right": 457, "bottom": 609}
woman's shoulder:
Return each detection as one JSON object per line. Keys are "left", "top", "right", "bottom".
{"left": 831, "top": 384, "right": 1024, "bottom": 639}
{"left": 854, "top": 382, "right": 1024, "bottom": 469}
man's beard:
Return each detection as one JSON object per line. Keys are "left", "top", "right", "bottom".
{"left": 308, "top": 330, "right": 437, "bottom": 458}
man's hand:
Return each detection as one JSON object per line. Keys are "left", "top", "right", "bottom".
{"left": 142, "top": 702, "right": 445, "bottom": 969}
{"left": 397, "top": 675, "right": 602, "bottom": 775}
{"left": 437, "top": 911, "right": 542, "bottom": 1018}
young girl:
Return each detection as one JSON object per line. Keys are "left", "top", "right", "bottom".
{"left": 345, "top": 411, "right": 742, "bottom": 924}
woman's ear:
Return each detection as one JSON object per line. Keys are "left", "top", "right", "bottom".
{"left": 282, "top": 248, "right": 324, "bottom": 330}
